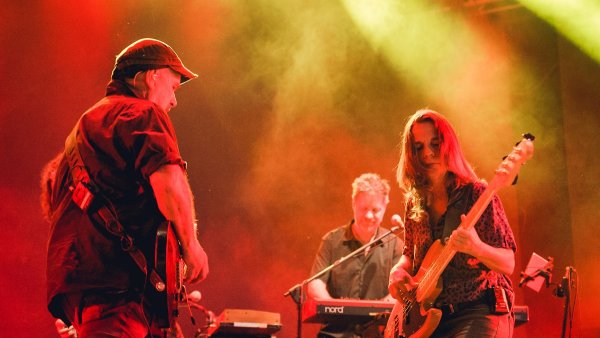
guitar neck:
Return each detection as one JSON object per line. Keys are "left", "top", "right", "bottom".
{"left": 460, "top": 183, "right": 498, "bottom": 232}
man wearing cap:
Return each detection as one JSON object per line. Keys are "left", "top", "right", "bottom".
{"left": 44, "top": 38, "right": 208, "bottom": 337}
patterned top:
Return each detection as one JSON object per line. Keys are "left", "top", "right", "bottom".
{"left": 403, "top": 182, "right": 517, "bottom": 305}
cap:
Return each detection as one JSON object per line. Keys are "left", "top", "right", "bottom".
{"left": 111, "top": 38, "right": 198, "bottom": 83}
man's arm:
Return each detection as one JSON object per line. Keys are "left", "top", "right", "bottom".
{"left": 307, "top": 279, "right": 332, "bottom": 299}
{"left": 150, "top": 164, "right": 208, "bottom": 284}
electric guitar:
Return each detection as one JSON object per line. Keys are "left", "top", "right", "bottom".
{"left": 384, "top": 134, "right": 535, "bottom": 338}
{"left": 146, "top": 221, "right": 185, "bottom": 329}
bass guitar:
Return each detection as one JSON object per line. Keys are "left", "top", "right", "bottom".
{"left": 384, "top": 134, "right": 535, "bottom": 338}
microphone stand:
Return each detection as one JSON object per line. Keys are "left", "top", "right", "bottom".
{"left": 556, "top": 266, "right": 575, "bottom": 338}
{"left": 283, "top": 226, "right": 402, "bottom": 338}
{"left": 187, "top": 301, "right": 216, "bottom": 338}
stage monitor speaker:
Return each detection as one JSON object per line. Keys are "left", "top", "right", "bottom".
{"left": 207, "top": 309, "right": 282, "bottom": 337}
{"left": 514, "top": 305, "right": 529, "bottom": 327}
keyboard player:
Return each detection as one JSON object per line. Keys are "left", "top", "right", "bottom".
{"left": 307, "top": 173, "right": 404, "bottom": 337}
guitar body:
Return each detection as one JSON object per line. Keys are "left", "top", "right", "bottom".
{"left": 384, "top": 241, "right": 444, "bottom": 338}
{"left": 147, "top": 221, "right": 184, "bottom": 328}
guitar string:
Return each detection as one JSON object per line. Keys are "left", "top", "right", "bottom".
{"left": 419, "top": 244, "right": 455, "bottom": 302}
{"left": 391, "top": 228, "right": 460, "bottom": 336}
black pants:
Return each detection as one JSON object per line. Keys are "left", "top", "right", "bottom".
{"left": 432, "top": 304, "right": 514, "bottom": 338}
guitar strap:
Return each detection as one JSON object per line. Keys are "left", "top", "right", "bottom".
{"left": 441, "top": 183, "right": 474, "bottom": 242}
{"left": 63, "top": 119, "right": 166, "bottom": 292}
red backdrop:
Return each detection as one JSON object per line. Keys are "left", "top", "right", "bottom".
{"left": 1, "top": 2, "right": 599, "bottom": 337}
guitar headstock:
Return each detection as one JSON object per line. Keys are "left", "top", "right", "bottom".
{"left": 490, "top": 133, "right": 535, "bottom": 190}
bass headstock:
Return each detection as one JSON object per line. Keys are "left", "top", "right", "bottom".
{"left": 490, "top": 133, "right": 535, "bottom": 190}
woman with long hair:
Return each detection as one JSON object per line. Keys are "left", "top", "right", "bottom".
{"left": 389, "top": 109, "right": 516, "bottom": 337}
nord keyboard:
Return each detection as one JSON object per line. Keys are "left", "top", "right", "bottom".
{"left": 302, "top": 299, "right": 529, "bottom": 327}
{"left": 302, "top": 298, "right": 394, "bottom": 324}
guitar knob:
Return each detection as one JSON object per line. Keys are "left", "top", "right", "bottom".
{"left": 155, "top": 281, "right": 166, "bottom": 292}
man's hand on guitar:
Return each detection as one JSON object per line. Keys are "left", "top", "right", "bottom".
{"left": 388, "top": 264, "right": 417, "bottom": 304}
{"left": 55, "top": 319, "right": 77, "bottom": 338}
{"left": 182, "top": 239, "right": 209, "bottom": 285}
{"left": 448, "top": 214, "right": 484, "bottom": 258}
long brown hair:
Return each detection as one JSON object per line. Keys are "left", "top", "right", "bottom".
{"left": 396, "top": 109, "right": 478, "bottom": 220}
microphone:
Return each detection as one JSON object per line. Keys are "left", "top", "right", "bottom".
{"left": 366, "top": 215, "right": 405, "bottom": 253}
{"left": 554, "top": 266, "right": 576, "bottom": 297}
{"left": 390, "top": 214, "right": 405, "bottom": 235}
{"left": 391, "top": 214, "right": 404, "bottom": 227}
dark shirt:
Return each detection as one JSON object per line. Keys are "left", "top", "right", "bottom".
{"left": 310, "top": 220, "right": 403, "bottom": 300}
{"left": 46, "top": 80, "right": 184, "bottom": 320}
{"left": 403, "top": 182, "right": 517, "bottom": 306}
